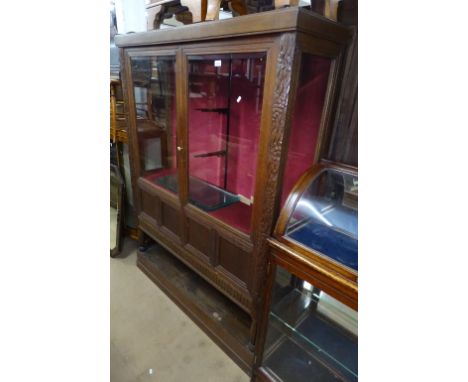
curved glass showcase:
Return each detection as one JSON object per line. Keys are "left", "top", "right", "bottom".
{"left": 279, "top": 164, "right": 358, "bottom": 272}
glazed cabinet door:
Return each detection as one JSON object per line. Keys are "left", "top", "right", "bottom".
{"left": 184, "top": 52, "right": 266, "bottom": 235}
{"left": 125, "top": 51, "right": 184, "bottom": 242}
{"left": 181, "top": 49, "right": 268, "bottom": 289}
{"left": 123, "top": 43, "right": 273, "bottom": 309}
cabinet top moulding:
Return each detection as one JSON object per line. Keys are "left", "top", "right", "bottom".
{"left": 114, "top": 7, "right": 352, "bottom": 48}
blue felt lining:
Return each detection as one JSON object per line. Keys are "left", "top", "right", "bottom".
{"left": 288, "top": 222, "right": 358, "bottom": 271}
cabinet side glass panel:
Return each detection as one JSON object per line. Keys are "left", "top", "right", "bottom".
{"left": 262, "top": 266, "right": 358, "bottom": 382}
{"left": 183, "top": 53, "right": 266, "bottom": 234}
{"left": 130, "top": 56, "right": 177, "bottom": 194}
{"left": 285, "top": 169, "right": 358, "bottom": 271}
{"left": 281, "top": 54, "right": 331, "bottom": 207}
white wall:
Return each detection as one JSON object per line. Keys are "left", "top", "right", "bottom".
{"left": 114, "top": 0, "right": 147, "bottom": 33}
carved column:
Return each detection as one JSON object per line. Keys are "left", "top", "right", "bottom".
{"left": 248, "top": 33, "right": 301, "bottom": 345}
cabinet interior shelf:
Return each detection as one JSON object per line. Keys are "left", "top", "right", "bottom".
{"left": 263, "top": 288, "right": 357, "bottom": 382}
{"left": 154, "top": 174, "right": 240, "bottom": 212}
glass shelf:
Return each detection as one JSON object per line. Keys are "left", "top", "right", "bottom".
{"left": 154, "top": 173, "right": 240, "bottom": 211}
{"left": 261, "top": 267, "right": 358, "bottom": 382}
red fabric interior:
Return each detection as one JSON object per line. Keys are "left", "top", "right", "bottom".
{"left": 188, "top": 56, "right": 264, "bottom": 201}
{"left": 209, "top": 202, "right": 252, "bottom": 235}
{"left": 225, "top": 58, "right": 263, "bottom": 200}
{"left": 188, "top": 60, "right": 228, "bottom": 188}
{"left": 143, "top": 55, "right": 330, "bottom": 234}
{"left": 280, "top": 55, "right": 331, "bottom": 207}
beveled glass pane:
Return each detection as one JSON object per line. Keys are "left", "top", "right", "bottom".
{"left": 130, "top": 56, "right": 177, "bottom": 194}
{"left": 262, "top": 266, "right": 358, "bottom": 382}
{"left": 186, "top": 53, "right": 266, "bottom": 233}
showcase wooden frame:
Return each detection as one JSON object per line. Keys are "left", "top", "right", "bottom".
{"left": 253, "top": 161, "right": 358, "bottom": 381}
{"left": 274, "top": 161, "right": 358, "bottom": 283}
{"left": 116, "top": 7, "right": 351, "bottom": 375}
{"left": 253, "top": 238, "right": 358, "bottom": 381}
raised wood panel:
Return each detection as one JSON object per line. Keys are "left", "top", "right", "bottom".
{"left": 161, "top": 202, "right": 182, "bottom": 238}
{"left": 187, "top": 217, "right": 213, "bottom": 261}
{"left": 140, "top": 189, "right": 161, "bottom": 224}
{"left": 185, "top": 204, "right": 252, "bottom": 247}
{"left": 139, "top": 214, "right": 253, "bottom": 313}
{"left": 218, "top": 237, "right": 250, "bottom": 285}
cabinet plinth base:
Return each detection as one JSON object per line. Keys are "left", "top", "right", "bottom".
{"left": 137, "top": 243, "right": 254, "bottom": 375}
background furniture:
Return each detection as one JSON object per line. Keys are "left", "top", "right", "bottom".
{"left": 110, "top": 78, "right": 138, "bottom": 240}
{"left": 110, "top": 164, "right": 125, "bottom": 257}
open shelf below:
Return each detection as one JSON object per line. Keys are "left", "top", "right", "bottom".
{"left": 262, "top": 287, "right": 358, "bottom": 382}
{"left": 137, "top": 241, "right": 254, "bottom": 374}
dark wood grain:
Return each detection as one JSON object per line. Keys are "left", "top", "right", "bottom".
{"left": 140, "top": 212, "right": 253, "bottom": 312}
{"left": 115, "top": 7, "right": 350, "bottom": 48}
{"left": 249, "top": 32, "right": 298, "bottom": 323}
{"left": 325, "top": 27, "right": 358, "bottom": 166}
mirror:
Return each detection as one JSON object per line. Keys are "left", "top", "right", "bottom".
{"left": 110, "top": 163, "right": 124, "bottom": 257}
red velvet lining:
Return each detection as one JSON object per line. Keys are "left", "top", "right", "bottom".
{"left": 187, "top": 57, "right": 264, "bottom": 202}
{"left": 209, "top": 202, "right": 252, "bottom": 235}
{"left": 280, "top": 55, "right": 331, "bottom": 207}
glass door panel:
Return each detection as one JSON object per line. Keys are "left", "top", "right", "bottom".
{"left": 186, "top": 53, "right": 266, "bottom": 234}
{"left": 130, "top": 56, "right": 177, "bottom": 195}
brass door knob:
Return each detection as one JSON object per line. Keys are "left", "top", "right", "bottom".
{"left": 177, "top": 146, "right": 183, "bottom": 151}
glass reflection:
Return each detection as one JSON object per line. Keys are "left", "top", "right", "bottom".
{"left": 130, "top": 56, "right": 177, "bottom": 194}
{"left": 262, "top": 267, "right": 358, "bottom": 382}
{"left": 285, "top": 169, "right": 358, "bottom": 270}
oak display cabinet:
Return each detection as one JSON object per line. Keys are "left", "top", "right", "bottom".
{"left": 254, "top": 162, "right": 358, "bottom": 381}
{"left": 115, "top": 7, "right": 351, "bottom": 374}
